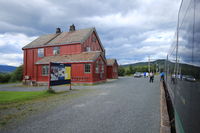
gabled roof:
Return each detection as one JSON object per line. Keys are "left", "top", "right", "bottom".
{"left": 35, "top": 52, "right": 101, "bottom": 64}
{"left": 22, "top": 27, "right": 105, "bottom": 52}
{"left": 107, "top": 59, "right": 118, "bottom": 66}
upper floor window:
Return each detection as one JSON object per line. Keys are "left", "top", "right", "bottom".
{"left": 85, "top": 46, "right": 91, "bottom": 52}
{"left": 38, "top": 48, "right": 44, "bottom": 57}
{"left": 53, "top": 47, "right": 60, "bottom": 55}
{"left": 84, "top": 64, "right": 91, "bottom": 73}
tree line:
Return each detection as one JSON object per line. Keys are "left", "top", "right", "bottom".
{"left": 0, "top": 65, "right": 23, "bottom": 83}
{"left": 118, "top": 65, "right": 158, "bottom": 76}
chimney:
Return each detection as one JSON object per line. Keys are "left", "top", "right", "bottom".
{"left": 56, "top": 28, "right": 61, "bottom": 33}
{"left": 69, "top": 24, "right": 76, "bottom": 32}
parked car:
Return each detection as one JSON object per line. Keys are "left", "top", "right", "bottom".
{"left": 133, "top": 72, "right": 142, "bottom": 78}
{"left": 182, "top": 75, "right": 196, "bottom": 82}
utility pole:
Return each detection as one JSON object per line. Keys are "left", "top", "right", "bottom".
{"left": 148, "top": 56, "right": 150, "bottom": 73}
{"left": 156, "top": 62, "right": 158, "bottom": 74}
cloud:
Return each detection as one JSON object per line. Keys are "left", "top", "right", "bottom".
{"left": 0, "top": 53, "right": 23, "bottom": 66}
{"left": 0, "top": 0, "right": 181, "bottom": 66}
{"left": 0, "top": 33, "right": 37, "bottom": 66}
{"left": 143, "top": 30, "right": 174, "bottom": 43}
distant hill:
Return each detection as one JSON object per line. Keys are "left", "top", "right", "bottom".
{"left": 120, "top": 59, "right": 200, "bottom": 79}
{"left": 0, "top": 65, "right": 17, "bottom": 73}
{"left": 121, "top": 59, "right": 166, "bottom": 67}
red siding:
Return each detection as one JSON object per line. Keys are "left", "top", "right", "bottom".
{"left": 82, "top": 32, "right": 102, "bottom": 52}
{"left": 60, "top": 44, "right": 81, "bottom": 55}
{"left": 92, "top": 56, "right": 107, "bottom": 82}
{"left": 37, "top": 64, "right": 48, "bottom": 82}
{"left": 71, "top": 63, "right": 93, "bottom": 83}
{"left": 36, "top": 60, "right": 107, "bottom": 83}
{"left": 23, "top": 31, "right": 108, "bottom": 84}
{"left": 107, "top": 66, "right": 113, "bottom": 79}
{"left": 25, "top": 49, "right": 34, "bottom": 80}
{"left": 36, "top": 63, "right": 94, "bottom": 83}
{"left": 44, "top": 44, "right": 82, "bottom": 56}
{"left": 107, "top": 62, "right": 118, "bottom": 79}
{"left": 23, "top": 44, "right": 82, "bottom": 80}
{"left": 45, "top": 47, "right": 52, "bottom": 56}
{"left": 23, "top": 50, "right": 27, "bottom": 76}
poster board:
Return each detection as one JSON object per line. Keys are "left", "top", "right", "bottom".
{"left": 49, "top": 62, "right": 71, "bottom": 86}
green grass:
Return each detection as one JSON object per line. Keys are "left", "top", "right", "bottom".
{"left": 0, "top": 91, "right": 53, "bottom": 104}
{"left": 0, "top": 81, "right": 21, "bottom": 85}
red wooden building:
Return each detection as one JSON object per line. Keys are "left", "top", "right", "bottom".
{"left": 22, "top": 25, "right": 117, "bottom": 85}
{"left": 107, "top": 59, "right": 118, "bottom": 79}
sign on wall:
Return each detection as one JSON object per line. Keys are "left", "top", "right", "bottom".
{"left": 49, "top": 62, "right": 71, "bottom": 86}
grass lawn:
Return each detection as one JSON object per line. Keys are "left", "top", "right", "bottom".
{"left": 0, "top": 91, "right": 53, "bottom": 104}
{"left": 0, "top": 81, "right": 21, "bottom": 85}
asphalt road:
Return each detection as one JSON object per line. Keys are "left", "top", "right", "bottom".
{"left": 0, "top": 76, "right": 160, "bottom": 133}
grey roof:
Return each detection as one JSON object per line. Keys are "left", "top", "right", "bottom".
{"left": 23, "top": 27, "right": 104, "bottom": 50}
{"left": 107, "top": 59, "right": 118, "bottom": 66}
{"left": 35, "top": 52, "right": 101, "bottom": 64}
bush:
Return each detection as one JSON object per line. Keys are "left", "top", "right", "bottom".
{"left": 0, "top": 73, "right": 11, "bottom": 83}
{"left": 125, "top": 69, "right": 132, "bottom": 75}
{"left": 118, "top": 67, "right": 125, "bottom": 76}
{"left": 9, "top": 65, "right": 23, "bottom": 82}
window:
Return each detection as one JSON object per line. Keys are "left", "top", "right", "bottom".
{"left": 42, "top": 65, "right": 49, "bottom": 76}
{"left": 102, "top": 62, "right": 104, "bottom": 73}
{"left": 84, "top": 64, "right": 91, "bottom": 73}
{"left": 95, "top": 61, "right": 99, "bottom": 73}
{"left": 85, "top": 46, "right": 91, "bottom": 52}
{"left": 38, "top": 48, "right": 44, "bottom": 57}
{"left": 53, "top": 47, "right": 60, "bottom": 55}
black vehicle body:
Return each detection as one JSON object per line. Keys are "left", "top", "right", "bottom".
{"left": 165, "top": 0, "right": 200, "bottom": 133}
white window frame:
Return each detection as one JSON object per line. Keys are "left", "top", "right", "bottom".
{"left": 84, "top": 64, "right": 91, "bottom": 73}
{"left": 86, "top": 46, "right": 91, "bottom": 52}
{"left": 53, "top": 47, "right": 60, "bottom": 55}
{"left": 42, "top": 65, "right": 49, "bottom": 76}
{"left": 38, "top": 48, "right": 44, "bottom": 57}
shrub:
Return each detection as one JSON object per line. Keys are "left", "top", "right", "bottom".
{"left": 118, "top": 67, "right": 125, "bottom": 76}
{"left": 0, "top": 73, "right": 11, "bottom": 83}
{"left": 9, "top": 65, "right": 23, "bottom": 82}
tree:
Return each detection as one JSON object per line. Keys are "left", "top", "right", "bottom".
{"left": 125, "top": 69, "right": 132, "bottom": 75}
{"left": 118, "top": 67, "right": 125, "bottom": 76}
{"left": 0, "top": 73, "right": 11, "bottom": 83}
{"left": 10, "top": 65, "right": 23, "bottom": 82}
{"left": 129, "top": 65, "right": 133, "bottom": 74}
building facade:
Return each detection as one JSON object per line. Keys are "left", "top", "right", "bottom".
{"left": 107, "top": 59, "right": 118, "bottom": 79}
{"left": 22, "top": 25, "right": 117, "bottom": 85}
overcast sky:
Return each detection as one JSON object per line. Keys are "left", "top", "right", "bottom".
{"left": 0, "top": 0, "right": 181, "bottom": 66}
